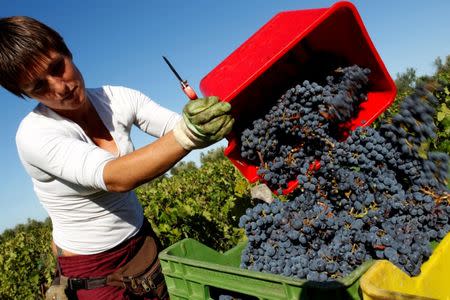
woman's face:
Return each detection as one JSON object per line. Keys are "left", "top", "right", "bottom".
{"left": 18, "top": 51, "right": 87, "bottom": 112}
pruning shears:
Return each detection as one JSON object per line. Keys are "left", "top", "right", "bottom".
{"left": 163, "top": 56, "right": 198, "bottom": 100}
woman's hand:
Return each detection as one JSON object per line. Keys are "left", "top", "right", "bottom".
{"left": 173, "top": 96, "right": 234, "bottom": 150}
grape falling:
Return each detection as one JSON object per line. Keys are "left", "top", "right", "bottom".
{"left": 238, "top": 65, "right": 450, "bottom": 282}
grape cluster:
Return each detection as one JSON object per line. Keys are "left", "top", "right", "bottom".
{"left": 238, "top": 65, "right": 450, "bottom": 281}
{"left": 241, "top": 65, "right": 371, "bottom": 194}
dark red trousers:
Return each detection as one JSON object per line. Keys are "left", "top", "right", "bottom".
{"left": 58, "top": 220, "right": 165, "bottom": 300}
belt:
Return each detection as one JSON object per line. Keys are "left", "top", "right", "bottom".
{"left": 66, "top": 262, "right": 165, "bottom": 291}
{"left": 67, "top": 276, "right": 107, "bottom": 290}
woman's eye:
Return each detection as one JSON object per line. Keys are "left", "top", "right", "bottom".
{"left": 33, "top": 80, "right": 45, "bottom": 93}
{"left": 50, "top": 59, "right": 65, "bottom": 76}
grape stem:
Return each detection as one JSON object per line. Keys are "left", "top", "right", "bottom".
{"left": 420, "top": 187, "right": 450, "bottom": 205}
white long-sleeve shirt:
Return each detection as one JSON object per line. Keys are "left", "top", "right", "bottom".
{"left": 16, "top": 85, "right": 180, "bottom": 254}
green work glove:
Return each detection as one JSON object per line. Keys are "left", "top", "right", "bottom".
{"left": 173, "top": 96, "right": 234, "bottom": 150}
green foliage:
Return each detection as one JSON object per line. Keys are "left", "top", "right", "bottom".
{"left": 0, "top": 218, "right": 54, "bottom": 299}
{"left": 136, "top": 147, "right": 253, "bottom": 252}
{"left": 430, "top": 55, "right": 450, "bottom": 154}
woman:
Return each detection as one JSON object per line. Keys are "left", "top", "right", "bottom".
{"left": 0, "top": 16, "right": 234, "bottom": 299}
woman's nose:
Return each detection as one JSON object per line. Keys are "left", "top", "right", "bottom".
{"left": 47, "top": 76, "right": 69, "bottom": 98}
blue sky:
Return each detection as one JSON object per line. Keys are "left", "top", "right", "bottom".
{"left": 1, "top": 0, "right": 450, "bottom": 233}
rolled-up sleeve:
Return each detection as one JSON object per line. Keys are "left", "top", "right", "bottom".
{"left": 16, "top": 122, "right": 115, "bottom": 191}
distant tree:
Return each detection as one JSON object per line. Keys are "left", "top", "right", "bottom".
{"left": 200, "top": 147, "right": 226, "bottom": 165}
{"left": 429, "top": 55, "right": 450, "bottom": 153}
{"left": 169, "top": 161, "right": 197, "bottom": 176}
{"left": 395, "top": 67, "right": 417, "bottom": 96}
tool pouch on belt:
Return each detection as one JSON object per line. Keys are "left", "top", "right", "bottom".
{"left": 106, "top": 235, "right": 167, "bottom": 298}
{"left": 45, "top": 276, "right": 68, "bottom": 300}
{"left": 45, "top": 275, "right": 77, "bottom": 300}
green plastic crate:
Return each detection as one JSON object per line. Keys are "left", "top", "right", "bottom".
{"left": 159, "top": 238, "right": 374, "bottom": 300}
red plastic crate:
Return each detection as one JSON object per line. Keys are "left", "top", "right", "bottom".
{"left": 199, "top": 1, "right": 396, "bottom": 191}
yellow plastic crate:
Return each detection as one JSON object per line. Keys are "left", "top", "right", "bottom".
{"left": 360, "top": 233, "right": 450, "bottom": 300}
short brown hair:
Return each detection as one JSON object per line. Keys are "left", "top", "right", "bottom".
{"left": 0, "top": 16, "right": 72, "bottom": 98}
